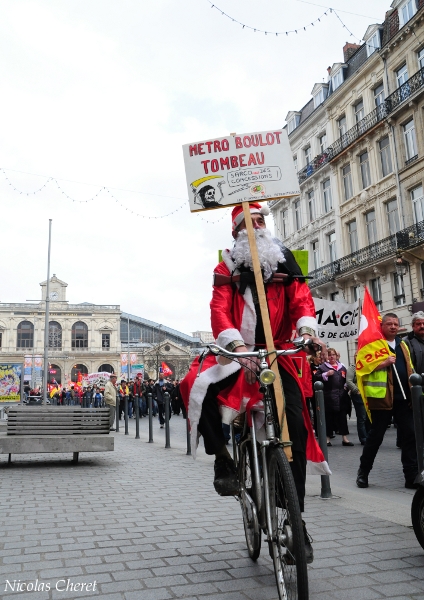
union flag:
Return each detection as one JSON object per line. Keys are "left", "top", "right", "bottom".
{"left": 161, "top": 362, "right": 173, "bottom": 377}
{"left": 356, "top": 287, "right": 390, "bottom": 420}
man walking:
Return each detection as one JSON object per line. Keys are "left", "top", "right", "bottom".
{"left": 356, "top": 313, "right": 418, "bottom": 489}
{"left": 154, "top": 373, "right": 172, "bottom": 428}
{"left": 104, "top": 374, "right": 117, "bottom": 431}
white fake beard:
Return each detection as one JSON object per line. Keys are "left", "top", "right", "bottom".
{"left": 231, "top": 228, "right": 286, "bottom": 281}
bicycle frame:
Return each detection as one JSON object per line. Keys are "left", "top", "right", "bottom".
{"left": 241, "top": 397, "right": 281, "bottom": 545}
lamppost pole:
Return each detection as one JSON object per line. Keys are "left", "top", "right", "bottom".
{"left": 43, "top": 219, "right": 52, "bottom": 404}
{"left": 127, "top": 316, "right": 131, "bottom": 383}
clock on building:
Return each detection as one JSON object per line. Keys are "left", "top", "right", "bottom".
{"left": 49, "top": 291, "right": 59, "bottom": 300}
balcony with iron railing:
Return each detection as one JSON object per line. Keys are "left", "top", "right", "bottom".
{"left": 297, "top": 66, "right": 424, "bottom": 185}
{"left": 308, "top": 217, "right": 424, "bottom": 288}
{"left": 297, "top": 103, "right": 389, "bottom": 184}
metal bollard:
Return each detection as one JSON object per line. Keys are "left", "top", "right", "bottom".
{"left": 124, "top": 395, "right": 129, "bottom": 435}
{"left": 186, "top": 415, "right": 191, "bottom": 456}
{"left": 164, "top": 392, "right": 171, "bottom": 448}
{"left": 115, "top": 397, "right": 120, "bottom": 433}
{"left": 314, "top": 381, "right": 333, "bottom": 499}
{"left": 135, "top": 395, "right": 140, "bottom": 440}
{"left": 410, "top": 373, "right": 424, "bottom": 484}
{"left": 148, "top": 393, "right": 153, "bottom": 443}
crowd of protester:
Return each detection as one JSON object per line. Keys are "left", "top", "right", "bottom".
{"left": 23, "top": 377, "right": 184, "bottom": 426}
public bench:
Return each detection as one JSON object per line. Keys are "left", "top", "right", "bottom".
{"left": 0, "top": 406, "right": 114, "bottom": 464}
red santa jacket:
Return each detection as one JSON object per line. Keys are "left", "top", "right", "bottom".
{"left": 180, "top": 249, "right": 329, "bottom": 474}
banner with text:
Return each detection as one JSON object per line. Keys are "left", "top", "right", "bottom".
{"left": 314, "top": 298, "right": 359, "bottom": 342}
{"left": 182, "top": 129, "right": 299, "bottom": 212}
{"left": 0, "top": 364, "right": 22, "bottom": 403}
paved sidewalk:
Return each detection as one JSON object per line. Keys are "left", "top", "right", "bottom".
{"left": 0, "top": 413, "right": 423, "bottom": 600}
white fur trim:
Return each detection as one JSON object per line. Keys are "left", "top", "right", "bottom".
{"left": 296, "top": 316, "right": 317, "bottom": 335}
{"left": 188, "top": 360, "right": 241, "bottom": 458}
{"left": 222, "top": 248, "right": 237, "bottom": 273}
{"left": 239, "top": 285, "right": 257, "bottom": 347}
{"left": 220, "top": 405, "right": 239, "bottom": 425}
{"left": 260, "top": 206, "right": 270, "bottom": 216}
{"left": 306, "top": 460, "right": 332, "bottom": 476}
{"left": 233, "top": 206, "right": 262, "bottom": 229}
{"left": 221, "top": 249, "right": 257, "bottom": 348}
{"left": 216, "top": 328, "right": 243, "bottom": 349}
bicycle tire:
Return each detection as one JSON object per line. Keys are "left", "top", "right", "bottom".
{"left": 411, "top": 485, "right": 424, "bottom": 550}
{"left": 268, "top": 446, "right": 308, "bottom": 600}
{"left": 239, "top": 440, "right": 262, "bottom": 561}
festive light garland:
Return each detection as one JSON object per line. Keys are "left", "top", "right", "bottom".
{"left": 206, "top": 1, "right": 381, "bottom": 52}
{"left": 0, "top": 167, "right": 230, "bottom": 224}
{"left": 206, "top": 0, "right": 330, "bottom": 35}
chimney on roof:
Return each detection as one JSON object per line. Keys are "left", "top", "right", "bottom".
{"left": 343, "top": 42, "right": 361, "bottom": 62}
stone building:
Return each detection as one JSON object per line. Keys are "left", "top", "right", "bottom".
{"left": 271, "top": 0, "right": 424, "bottom": 358}
{"left": 0, "top": 276, "right": 201, "bottom": 386}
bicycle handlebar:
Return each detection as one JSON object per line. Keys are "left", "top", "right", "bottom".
{"left": 207, "top": 338, "right": 312, "bottom": 360}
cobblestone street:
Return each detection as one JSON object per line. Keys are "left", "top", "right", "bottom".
{"left": 1, "top": 414, "right": 423, "bottom": 600}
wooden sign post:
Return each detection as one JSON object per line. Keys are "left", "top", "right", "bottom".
{"left": 241, "top": 202, "right": 292, "bottom": 461}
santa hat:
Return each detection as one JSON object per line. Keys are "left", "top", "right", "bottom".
{"left": 231, "top": 203, "right": 270, "bottom": 230}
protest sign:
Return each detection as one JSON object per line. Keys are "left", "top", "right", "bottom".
{"left": 314, "top": 298, "right": 359, "bottom": 342}
{"left": 85, "top": 372, "right": 112, "bottom": 387}
{"left": 130, "top": 364, "right": 144, "bottom": 380}
{"left": 0, "top": 364, "right": 22, "bottom": 402}
{"left": 182, "top": 129, "right": 299, "bottom": 211}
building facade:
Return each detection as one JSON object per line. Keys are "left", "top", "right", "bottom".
{"left": 0, "top": 276, "right": 201, "bottom": 386}
{"left": 271, "top": 0, "right": 424, "bottom": 358}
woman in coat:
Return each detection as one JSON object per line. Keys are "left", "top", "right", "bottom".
{"left": 314, "top": 347, "right": 353, "bottom": 447}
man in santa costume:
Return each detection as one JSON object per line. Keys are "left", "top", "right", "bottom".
{"left": 180, "top": 202, "right": 329, "bottom": 564}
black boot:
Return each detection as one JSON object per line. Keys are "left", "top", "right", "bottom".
{"left": 356, "top": 468, "right": 369, "bottom": 488}
{"left": 303, "top": 521, "right": 314, "bottom": 564}
{"left": 213, "top": 456, "right": 238, "bottom": 496}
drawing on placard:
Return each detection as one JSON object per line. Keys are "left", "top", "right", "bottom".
{"left": 190, "top": 175, "right": 226, "bottom": 209}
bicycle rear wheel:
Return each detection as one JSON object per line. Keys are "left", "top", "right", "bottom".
{"left": 239, "top": 440, "right": 262, "bottom": 561}
{"left": 268, "top": 446, "right": 308, "bottom": 600}
{"left": 411, "top": 485, "right": 424, "bottom": 550}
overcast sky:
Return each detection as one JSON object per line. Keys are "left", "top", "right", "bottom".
{"left": 1, "top": 0, "right": 391, "bottom": 335}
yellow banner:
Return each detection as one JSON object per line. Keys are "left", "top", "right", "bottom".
{"left": 356, "top": 339, "right": 390, "bottom": 422}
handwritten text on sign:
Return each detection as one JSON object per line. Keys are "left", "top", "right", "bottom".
{"left": 182, "top": 130, "right": 299, "bottom": 212}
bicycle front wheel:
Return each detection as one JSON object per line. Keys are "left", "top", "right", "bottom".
{"left": 268, "top": 447, "right": 308, "bottom": 600}
{"left": 239, "top": 440, "right": 262, "bottom": 561}
{"left": 411, "top": 485, "right": 424, "bottom": 550}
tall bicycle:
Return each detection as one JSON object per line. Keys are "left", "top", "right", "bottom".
{"left": 207, "top": 339, "right": 314, "bottom": 600}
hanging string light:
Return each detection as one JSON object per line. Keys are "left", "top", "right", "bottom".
{"left": 0, "top": 167, "right": 231, "bottom": 224}
{"left": 206, "top": 0, "right": 329, "bottom": 35}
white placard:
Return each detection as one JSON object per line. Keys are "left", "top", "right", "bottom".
{"left": 314, "top": 298, "right": 359, "bottom": 342}
{"left": 182, "top": 129, "right": 299, "bottom": 211}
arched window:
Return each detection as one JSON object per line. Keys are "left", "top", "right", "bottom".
{"left": 49, "top": 321, "right": 62, "bottom": 349}
{"left": 17, "top": 321, "right": 34, "bottom": 349}
{"left": 49, "top": 364, "right": 62, "bottom": 384}
{"left": 98, "top": 364, "right": 115, "bottom": 374}
{"left": 71, "top": 363, "right": 88, "bottom": 383}
{"left": 71, "top": 321, "right": 88, "bottom": 349}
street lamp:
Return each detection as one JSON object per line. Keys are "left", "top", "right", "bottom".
{"left": 395, "top": 255, "right": 409, "bottom": 277}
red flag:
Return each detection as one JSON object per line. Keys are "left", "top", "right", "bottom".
{"left": 356, "top": 288, "right": 390, "bottom": 420}
{"left": 358, "top": 287, "right": 383, "bottom": 350}
{"left": 161, "top": 362, "right": 172, "bottom": 376}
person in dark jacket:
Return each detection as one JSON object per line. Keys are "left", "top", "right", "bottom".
{"left": 314, "top": 347, "right": 353, "bottom": 447}
{"left": 154, "top": 374, "right": 172, "bottom": 428}
{"left": 404, "top": 311, "right": 424, "bottom": 377}
{"left": 170, "top": 381, "right": 182, "bottom": 415}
